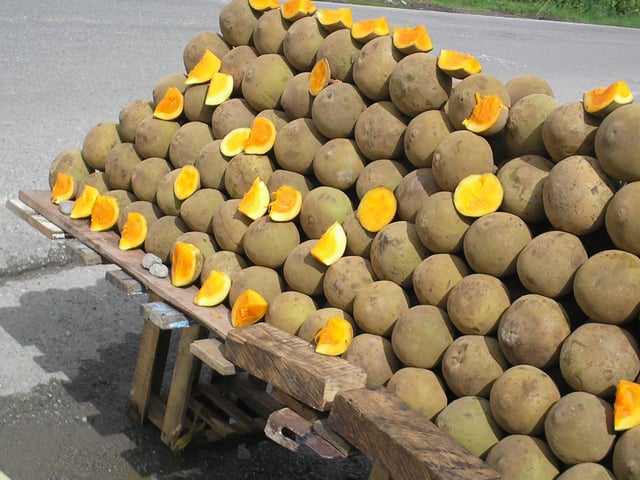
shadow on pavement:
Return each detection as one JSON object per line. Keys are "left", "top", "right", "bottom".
{"left": 0, "top": 270, "right": 371, "bottom": 479}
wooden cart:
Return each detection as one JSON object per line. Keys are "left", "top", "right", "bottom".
{"left": 8, "top": 190, "right": 500, "bottom": 480}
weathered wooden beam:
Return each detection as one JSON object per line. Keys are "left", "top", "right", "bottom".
{"left": 328, "top": 388, "right": 501, "bottom": 480}
{"left": 224, "top": 323, "right": 367, "bottom": 411}
{"left": 190, "top": 338, "right": 237, "bottom": 376}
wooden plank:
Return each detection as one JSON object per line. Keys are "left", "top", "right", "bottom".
{"left": 65, "top": 238, "right": 104, "bottom": 266}
{"left": 141, "top": 301, "right": 195, "bottom": 330}
{"left": 224, "top": 323, "right": 367, "bottom": 412}
{"left": 6, "top": 197, "right": 67, "bottom": 239}
{"left": 160, "top": 324, "right": 208, "bottom": 447}
{"left": 264, "top": 408, "right": 347, "bottom": 459}
{"left": 106, "top": 268, "right": 146, "bottom": 296}
{"left": 328, "top": 388, "right": 501, "bottom": 480}
{"left": 127, "top": 319, "right": 171, "bottom": 424}
{"left": 190, "top": 338, "right": 237, "bottom": 376}
{"left": 197, "top": 382, "right": 260, "bottom": 432}
{"left": 312, "top": 418, "right": 354, "bottom": 457}
{"left": 216, "top": 374, "right": 285, "bottom": 419}
{"left": 18, "top": 190, "right": 232, "bottom": 339}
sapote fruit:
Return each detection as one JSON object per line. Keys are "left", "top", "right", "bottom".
{"left": 343, "top": 333, "right": 399, "bottom": 388}
{"left": 264, "top": 290, "right": 317, "bottom": 335}
{"left": 369, "top": 221, "right": 427, "bottom": 288}
{"left": 391, "top": 304, "right": 455, "bottom": 369}
{"left": 436, "top": 396, "right": 504, "bottom": 459}
{"left": 441, "top": 335, "right": 509, "bottom": 398}
{"left": 387, "top": 367, "right": 448, "bottom": 421}
{"left": 352, "top": 280, "right": 410, "bottom": 337}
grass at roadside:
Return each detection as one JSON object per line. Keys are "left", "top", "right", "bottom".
{"left": 352, "top": 0, "right": 640, "bottom": 28}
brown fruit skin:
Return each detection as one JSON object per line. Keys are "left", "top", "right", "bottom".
{"left": 118, "top": 99, "right": 154, "bottom": 143}
{"left": 283, "top": 239, "right": 327, "bottom": 297}
{"left": 355, "top": 159, "right": 408, "bottom": 200}
{"left": 311, "top": 82, "right": 367, "bottom": 139}
{"left": 280, "top": 72, "right": 313, "bottom": 120}
{"left": 274, "top": 118, "right": 326, "bottom": 175}
{"left": 179, "top": 188, "right": 226, "bottom": 235}
{"left": 612, "top": 425, "right": 640, "bottom": 480}
{"left": 152, "top": 72, "right": 187, "bottom": 107}
{"left": 168, "top": 121, "right": 214, "bottom": 169}
{"left": 220, "top": 45, "right": 259, "bottom": 96}
{"left": 297, "top": 307, "right": 355, "bottom": 344}
{"left": 412, "top": 253, "right": 469, "bottom": 309}
{"left": 82, "top": 121, "right": 122, "bottom": 171}
{"left": 134, "top": 116, "right": 180, "bottom": 160}
{"left": 282, "top": 16, "right": 326, "bottom": 72}
{"left": 241, "top": 54, "right": 295, "bottom": 112}
{"left": 394, "top": 168, "right": 441, "bottom": 223}
{"left": 104, "top": 142, "right": 141, "bottom": 191}
{"left": 496, "top": 154, "right": 554, "bottom": 224}
{"left": 218, "top": 0, "right": 260, "bottom": 47}
{"left": 489, "top": 365, "right": 561, "bottom": 436}
{"left": 211, "top": 98, "right": 256, "bottom": 140}
{"left": 315, "top": 28, "right": 361, "bottom": 83}
{"left": 298, "top": 186, "right": 353, "bottom": 239}
{"left": 391, "top": 304, "right": 455, "bottom": 369}
{"left": 352, "top": 36, "right": 403, "bottom": 102}
{"left": 116, "top": 200, "right": 162, "bottom": 234}
{"left": 199, "top": 250, "right": 247, "bottom": 285}
{"left": 353, "top": 280, "right": 410, "bottom": 337}
{"left": 265, "top": 291, "right": 317, "bottom": 336}
{"left": 387, "top": 367, "right": 448, "bottom": 421}
{"left": 223, "top": 153, "right": 275, "bottom": 199}
{"left": 505, "top": 74, "right": 555, "bottom": 105}
{"left": 242, "top": 217, "right": 300, "bottom": 269}
{"left": 389, "top": 52, "right": 451, "bottom": 117}
{"left": 130, "top": 157, "right": 172, "bottom": 204}
{"left": 183, "top": 84, "right": 215, "bottom": 123}
{"left": 404, "top": 110, "right": 454, "bottom": 169}
{"left": 573, "top": 249, "right": 640, "bottom": 325}
{"left": 497, "top": 294, "right": 571, "bottom": 369}
{"left": 542, "top": 100, "right": 600, "bottom": 162}
{"left": 463, "top": 212, "right": 532, "bottom": 278}
{"left": 436, "top": 397, "right": 505, "bottom": 459}
{"left": 441, "top": 335, "right": 509, "bottom": 398}
{"left": 354, "top": 101, "right": 408, "bottom": 162}
{"left": 369, "top": 221, "right": 428, "bottom": 289}
{"left": 252, "top": 9, "right": 289, "bottom": 55}
{"left": 143, "top": 215, "right": 189, "bottom": 264}
{"left": 342, "top": 212, "right": 375, "bottom": 258}
{"left": 559, "top": 322, "right": 640, "bottom": 398}
{"left": 343, "top": 333, "right": 400, "bottom": 388}
{"left": 323, "top": 256, "right": 376, "bottom": 313}
{"left": 211, "top": 198, "right": 252, "bottom": 255}
{"left": 313, "top": 138, "right": 366, "bottom": 190}
{"left": 485, "top": 435, "right": 560, "bottom": 480}
{"left": 504, "top": 93, "right": 559, "bottom": 158}
{"left": 557, "top": 463, "right": 615, "bottom": 480}
{"left": 446, "top": 73, "right": 511, "bottom": 131}
{"left": 182, "top": 30, "right": 231, "bottom": 73}
{"left": 48, "top": 148, "right": 92, "bottom": 193}
{"left": 544, "top": 391, "right": 616, "bottom": 465}
{"left": 595, "top": 103, "right": 640, "bottom": 181}
{"left": 446, "top": 273, "right": 511, "bottom": 336}
{"left": 415, "top": 191, "right": 472, "bottom": 254}
{"left": 195, "top": 140, "right": 229, "bottom": 191}
{"left": 542, "top": 155, "right": 616, "bottom": 236}
{"left": 431, "top": 130, "right": 495, "bottom": 192}
{"left": 606, "top": 181, "right": 640, "bottom": 255}
{"left": 229, "top": 265, "right": 285, "bottom": 306}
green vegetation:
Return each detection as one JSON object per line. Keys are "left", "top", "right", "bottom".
{"left": 388, "top": 0, "right": 640, "bottom": 28}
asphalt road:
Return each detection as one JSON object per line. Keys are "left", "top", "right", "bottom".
{"left": 1, "top": 1, "right": 639, "bottom": 479}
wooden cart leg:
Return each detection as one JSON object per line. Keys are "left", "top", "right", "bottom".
{"left": 127, "top": 317, "right": 171, "bottom": 424}
{"left": 160, "top": 324, "right": 208, "bottom": 447}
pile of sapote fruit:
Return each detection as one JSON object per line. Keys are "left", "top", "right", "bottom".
{"left": 46, "top": 0, "right": 640, "bottom": 477}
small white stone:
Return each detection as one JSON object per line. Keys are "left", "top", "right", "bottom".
{"left": 142, "top": 253, "right": 163, "bottom": 270}
{"left": 149, "top": 263, "right": 169, "bottom": 278}
{"left": 59, "top": 200, "right": 75, "bottom": 215}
